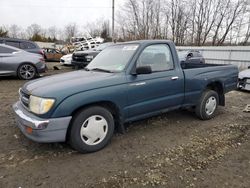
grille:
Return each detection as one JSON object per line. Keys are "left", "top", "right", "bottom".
{"left": 72, "top": 54, "right": 87, "bottom": 62}
{"left": 19, "top": 89, "right": 30, "bottom": 108}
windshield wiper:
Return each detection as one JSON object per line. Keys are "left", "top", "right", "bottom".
{"left": 90, "top": 68, "right": 114, "bottom": 73}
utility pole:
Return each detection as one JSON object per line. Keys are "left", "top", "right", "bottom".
{"left": 112, "top": 0, "right": 115, "bottom": 42}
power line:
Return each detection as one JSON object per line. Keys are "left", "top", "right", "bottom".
{"left": 0, "top": 5, "right": 112, "bottom": 9}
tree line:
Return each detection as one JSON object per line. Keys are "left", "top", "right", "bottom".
{"left": 116, "top": 0, "right": 250, "bottom": 45}
{"left": 0, "top": 0, "right": 249, "bottom": 46}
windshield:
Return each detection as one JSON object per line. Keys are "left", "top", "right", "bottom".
{"left": 87, "top": 44, "right": 139, "bottom": 72}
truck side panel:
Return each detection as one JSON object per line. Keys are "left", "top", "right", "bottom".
{"left": 183, "top": 65, "right": 238, "bottom": 106}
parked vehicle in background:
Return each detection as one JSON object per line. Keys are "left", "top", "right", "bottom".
{"left": 43, "top": 48, "right": 66, "bottom": 62}
{"left": 178, "top": 50, "right": 205, "bottom": 64}
{"left": 60, "top": 54, "right": 73, "bottom": 65}
{"left": 72, "top": 42, "right": 115, "bottom": 69}
{"left": 238, "top": 66, "right": 250, "bottom": 91}
{"left": 13, "top": 40, "right": 238, "bottom": 153}
{"left": 0, "top": 37, "right": 45, "bottom": 58}
{"left": 0, "top": 44, "right": 46, "bottom": 80}
{"left": 71, "top": 36, "right": 104, "bottom": 51}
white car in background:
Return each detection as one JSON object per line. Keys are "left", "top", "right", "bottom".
{"left": 60, "top": 54, "right": 72, "bottom": 65}
{"left": 238, "top": 66, "right": 250, "bottom": 91}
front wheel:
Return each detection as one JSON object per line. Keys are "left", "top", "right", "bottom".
{"left": 17, "top": 64, "right": 36, "bottom": 80}
{"left": 195, "top": 90, "right": 219, "bottom": 120}
{"left": 69, "top": 106, "right": 115, "bottom": 153}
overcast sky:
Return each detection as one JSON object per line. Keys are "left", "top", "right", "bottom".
{"left": 0, "top": 0, "right": 125, "bottom": 28}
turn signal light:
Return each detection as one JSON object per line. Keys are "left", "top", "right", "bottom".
{"left": 26, "top": 127, "right": 33, "bottom": 134}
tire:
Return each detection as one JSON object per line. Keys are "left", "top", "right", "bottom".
{"left": 195, "top": 90, "right": 219, "bottom": 120}
{"left": 69, "top": 106, "right": 115, "bottom": 153}
{"left": 17, "top": 64, "right": 37, "bottom": 80}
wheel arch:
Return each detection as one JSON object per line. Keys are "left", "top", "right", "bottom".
{"left": 66, "top": 101, "right": 123, "bottom": 141}
{"left": 206, "top": 81, "right": 225, "bottom": 106}
{"left": 17, "top": 62, "right": 38, "bottom": 73}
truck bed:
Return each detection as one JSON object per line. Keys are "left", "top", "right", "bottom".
{"left": 181, "top": 62, "right": 229, "bottom": 69}
{"left": 181, "top": 63, "right": 239, "bottom": 106}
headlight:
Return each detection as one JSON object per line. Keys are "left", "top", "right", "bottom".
{"left": 29, "top": 95, "right": 55, "bottom": 114}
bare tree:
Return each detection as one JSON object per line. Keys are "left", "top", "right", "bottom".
{"left": 216, "top": 0, "right": 246, "bottom": 45}
{"left": 48, "top": 26, "right": 58, "bottom": 40}
{"left": 64, "top": 23, "right": 78, "bottom": 42}
{"left": 243, "top": 16, "right": 250, "bottom": 44}
{"left": 26, "top": 24, "right": 42, "bottom": 39}
{"left": 8, "top": 24, "right": 21, "bottom": 38}
{"left": 0, "top": 26, "right": 8, "bottom": 37}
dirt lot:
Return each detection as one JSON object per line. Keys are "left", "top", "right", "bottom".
{"left": 0, "top": 63, "right": 249, "bottom": 188}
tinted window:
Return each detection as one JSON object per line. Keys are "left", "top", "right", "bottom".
{"left": 22, "top": 42, "right": 36, "bottom": 49}
{"left": 0, "top": 40, "right": 3, "bottom": 43}
{"left": 6, "top": 41, "right": 20, "bottom": 48}
{"left": 20, "top": 42, "right": 27, "bottom": 49}
{"left": 137, "top": 44, "right": 174, "bottom": 72}
{"left": 0, "top": 46, "right": 17, "bottom": 53}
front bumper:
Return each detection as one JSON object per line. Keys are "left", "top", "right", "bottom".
{"left": 238, "top": 78, "right": 250, "bottom": 91}
{"left": 71, "top": 60, "right": 90, "bottom": 67}
{"left": 12, "top": 101, "right": 72, "bottom": 143}
{"left": 60, "top": 59, "right": 72, "bottom": 65}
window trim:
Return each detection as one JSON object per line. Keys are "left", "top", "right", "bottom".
{"left": 5, "top": 40, "right": 20, "bottom": 49}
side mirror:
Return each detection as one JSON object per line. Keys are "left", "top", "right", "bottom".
{"left": 248, "top": 66, "right": 250, "bottom": 69}
{"left": 186, "top": 53, "right": 193, "bottom": 60}
{"left": 180, "top": 61, "right": 186, "bottom": 69}
{"left": 136, "top": 66, "right": 152, "bottom": 74}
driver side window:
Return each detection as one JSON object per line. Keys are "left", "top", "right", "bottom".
{"left": 137, "top": 44, "right": 174, "bottom": 72}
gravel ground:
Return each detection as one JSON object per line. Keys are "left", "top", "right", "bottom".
{"left": 0, "top": 63, "right": 249, "bottom": 188}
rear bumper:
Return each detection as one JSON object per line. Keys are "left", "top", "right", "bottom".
{"left": 36, "top": 63, "right": 47, "bottom": 73}
{"left": 12, "top": 101, "right": 72, "bottom": 143}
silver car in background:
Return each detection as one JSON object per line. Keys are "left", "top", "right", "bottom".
{"left": 0, "top": 44, "right": 46, "bottom": 80}
{"left": 178, "top": 50, "right": 205, "bottom": 64}
{"left": 238, "top": 67, "right": 250, "bottom": 91}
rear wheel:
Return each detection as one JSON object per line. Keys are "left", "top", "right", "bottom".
{"left": 69, "top": 106, "right": 115, "bottom": 153}
{"left": 195, "top": 90, "right": 219, "bottom": 120}
{"left": 18, "top": 64, "right": 36, "bottom": 80}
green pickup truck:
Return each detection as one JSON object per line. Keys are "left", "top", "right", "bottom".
{"left": 13, "top": 40, "right": 238, "bottom": 153}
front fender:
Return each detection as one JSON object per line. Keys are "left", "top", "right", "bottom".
{"left": 51, "top": 84, "right": 127, "bottom": 118}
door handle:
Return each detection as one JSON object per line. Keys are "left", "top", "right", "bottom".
{"left": 171, "top": 76, "right": 179, "bottom": 80}
{"left": 130, "top": 82, "right": 146, "bottom": 86}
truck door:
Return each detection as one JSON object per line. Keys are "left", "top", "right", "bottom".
{"left": 126, "top": 44, "right": 184, "bottom": 118}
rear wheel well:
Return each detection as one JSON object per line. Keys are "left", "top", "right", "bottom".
{"left": 206, "top": 82, "right": 224, "bottom": 106}
{"left": 17, "top": 62, "right": 38, "bottom": 73}
{"left": 66, "top": 101, "right": 122, "bottom": 141}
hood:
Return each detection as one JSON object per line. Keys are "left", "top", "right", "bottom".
{"left": 239, "top": 69, "right": 250, "bottom": 79}
{"left": 22, "top": 70, "right": 125, "bottom": 98}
